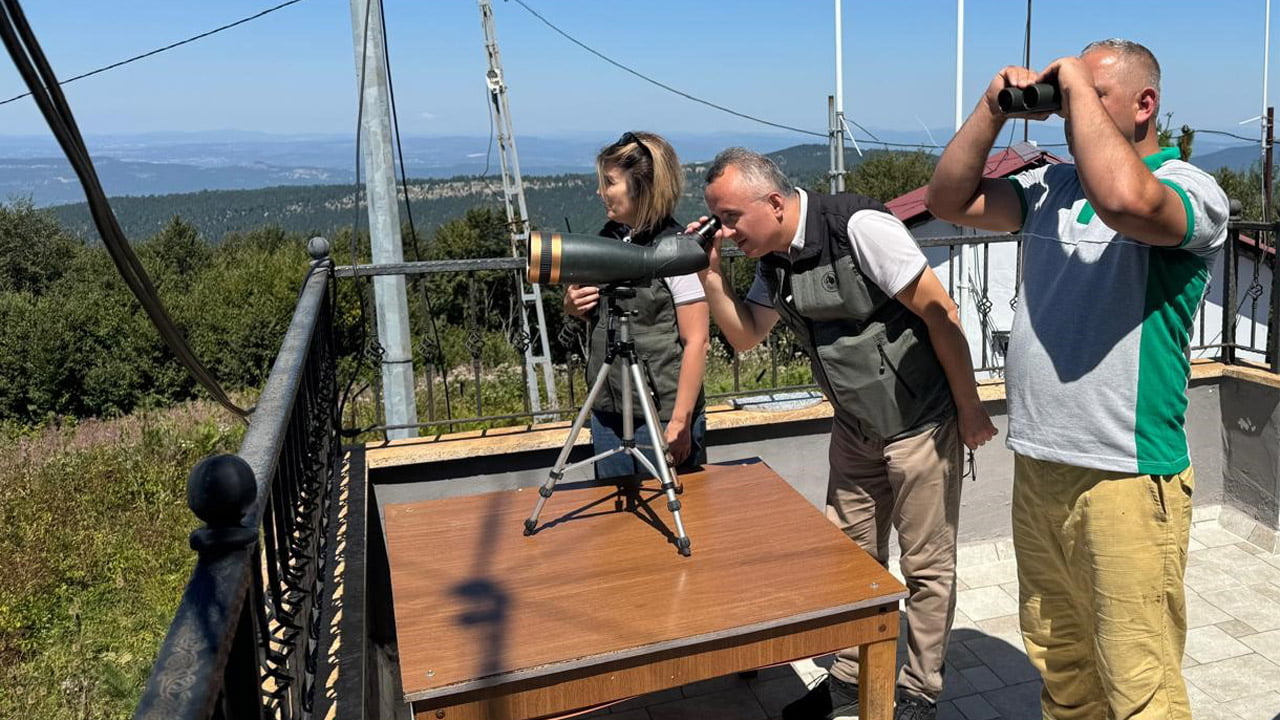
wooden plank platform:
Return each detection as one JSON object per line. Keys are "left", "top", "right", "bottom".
{"left": 383, "top": 461, "right": 907, "bottom": 720}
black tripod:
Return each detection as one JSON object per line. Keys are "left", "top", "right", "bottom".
{"left": 523, "top": 286, "right": 692, "bottom": 556}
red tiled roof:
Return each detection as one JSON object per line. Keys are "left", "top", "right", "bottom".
{"left": 886, "top": 142, "right": 1068, "bottom": 226}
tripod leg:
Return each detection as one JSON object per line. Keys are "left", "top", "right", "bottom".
{"left": 524, "top": 359, "right": 613, "bottom": 535}
{"left": 627, "top": 360, "right": 692, "bottom": 556}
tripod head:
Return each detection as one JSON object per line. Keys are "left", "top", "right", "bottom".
{"left": 598, "top": 283, "right": 638, "bottom": 301}
{"left": 598, "top": 284, "right": 639, "bottom": 347}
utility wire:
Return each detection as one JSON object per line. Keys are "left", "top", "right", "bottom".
{"left": 0, "top": 0, "right": 307, "bottom": 107}
{"left": 0, "top": 0, "right": 248, "bottom": 418}
{"left": 511, "top": 1, "right": 1258, "bottom": 157}
{"left": 508, "top": 0, "right": 827, "bottom": 139}
{"left": 1196, "top": 129, "right": 1262, "bottom": 143}
{"left": 341, "top": 0, "right": 378, "bottom": 430}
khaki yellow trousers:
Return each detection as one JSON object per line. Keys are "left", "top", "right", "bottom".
{"left": 825, "top": 413, "right": 961, "bottom": 701}
{"left": 1012, "top": 454, "right": 1194, "bottom": 720}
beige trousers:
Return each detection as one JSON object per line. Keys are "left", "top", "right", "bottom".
{"left": 1012, "top": 454, "right": 1194, "bottom": 720}
{"left": 825, "top": 412, "right": 961, "bottom": 701}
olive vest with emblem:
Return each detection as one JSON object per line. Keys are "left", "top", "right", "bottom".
{"left": 759, "top": 193, "right": 953, "bottom": 440}
{"left": 586, "top": 217, "right": 704, "bottom": 422}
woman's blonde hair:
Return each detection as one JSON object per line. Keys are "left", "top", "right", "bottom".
{"left": 595, "top": 131, "right": 683, "bottom": 234}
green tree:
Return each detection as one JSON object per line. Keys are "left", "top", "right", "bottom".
{"left": 1213, "top": 165, "right": 1266, "bottom": 221}
{"left": 842, "top": 150, "right": 937, "bottom": 203}
{"left": 423, "top": 206, "right": 518, "bottom": 331}
{"left": 0, "top": 198, "right": 81, "bottom": 294}
{"left": 138, "top": 216, "right": 212, "bottom": 288}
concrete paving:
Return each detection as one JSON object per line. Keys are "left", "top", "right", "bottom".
{"left": 575, "top": 506, "right": 1280, "bottom": 720}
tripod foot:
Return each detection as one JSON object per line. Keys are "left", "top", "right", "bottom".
{"left": 523, "top": 518, "right": 537, "bottom": 536}
{"left": 675, "top": 536, "right": 692, "bottom": 556}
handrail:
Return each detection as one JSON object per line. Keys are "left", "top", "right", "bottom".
{"left": 134, "top": 241, "right": 340, "bottom": 720}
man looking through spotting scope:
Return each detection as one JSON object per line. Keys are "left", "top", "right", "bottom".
{"left": 563, "top": 131, "right": 710, "bottom": 479}
{"left": 927, "top": 39, "right": 1228, "bottom": 720}
{"left": 694, "top": 148, "right": 997, "bottom": 720}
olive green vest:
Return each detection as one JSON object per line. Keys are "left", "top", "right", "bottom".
{"left": 586, "top": 218, "right": 705, "bottom": 422}
{"left": 760, "top": 193, "right": 954, "bottom": 440}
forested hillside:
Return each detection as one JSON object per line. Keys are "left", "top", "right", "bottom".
{"left": 46, "top": 144, "right": 870, "bottom": 244}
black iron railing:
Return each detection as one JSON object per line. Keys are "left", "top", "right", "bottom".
{"left": 134, "top": 242, "right": 341, "bottom": 720}
{"left": 335, "top": 219, "right": 1278, "bottom": 437}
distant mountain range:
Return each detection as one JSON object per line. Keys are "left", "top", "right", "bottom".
{"left": 0, "top": 129, "right": 1261, "bottom": 207}
{"left": 10, "top": 128, "right": 1264, "bottom": 244}
{"left": 1191, "top": 144, "right": 1268, "bottom": 173}
{"left": 0, "top": 131, "right": 842, "bottom": 206}
{"left": 43, "top": 143, "right": 866, "bottom": 244}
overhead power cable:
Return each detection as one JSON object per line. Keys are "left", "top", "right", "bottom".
{"left": 0, "top": 0, "right": 307, "bottom": 107}
{"left": 508, "top": 0, "right": 828, "bottom": 139}
{"left": 0, "top": 0, "right": 249, "bottom": 418}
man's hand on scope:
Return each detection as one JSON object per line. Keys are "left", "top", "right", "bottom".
{"left": 563, "top": 284, "right": 600, "bottom": 318}
{"left": 686, "top": 216, "right": 724, "bottom": 281}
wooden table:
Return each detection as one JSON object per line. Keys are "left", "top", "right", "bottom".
{"left": 383, "top": 461, "right": 907, "bottom": 720}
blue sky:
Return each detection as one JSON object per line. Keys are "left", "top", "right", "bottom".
{"left": 0, "top": 0, "right": 1272, "bottom": 149}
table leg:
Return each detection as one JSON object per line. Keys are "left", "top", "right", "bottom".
{"left": 857, "top": 636, "right": 897, "bottom": 720}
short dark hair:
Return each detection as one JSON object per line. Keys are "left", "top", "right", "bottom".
{"left": 705, "top": 147, "right": 794, "bottom": 197}
{"left": 1081, "top": 38, "right": 1161, "bottom": 91}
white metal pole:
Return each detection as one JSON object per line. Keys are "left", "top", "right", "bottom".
{"left": 834, "top": 0, "right": 846, "bottom": 191}
{"left": 1265, "top": 0, "right": 1272, "bottom": 199}
{"left": 955, "top": 0, "right": 965, "bottom": 133}
{"left": 1266, "top": 0, "right": 1272, "bottom": 122}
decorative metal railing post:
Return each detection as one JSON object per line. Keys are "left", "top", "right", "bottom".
{"left": 467, "top": 272, "right": 484, "bottom": 417}
{"left": 1223, "top": 217, "right": 1239, "bottom": 365}
{"left": 558, "top": 322, "right": 582, "bottom": 412}
{"left": 1270, "top": 221, "right": 1280, "bottom": 372}
{"left": 977, "top": 243, "right": 993, "bottom": 370}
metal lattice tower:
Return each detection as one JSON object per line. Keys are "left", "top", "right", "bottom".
{"left": 478, "top": 0, "right": 558, "bottom": 415}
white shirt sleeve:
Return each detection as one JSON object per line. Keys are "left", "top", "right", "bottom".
{"left": 666, "top": 272, "right": 706, "bottom": 305}
{"left": 846, "top": 209, "right": 928, "bottom": 298}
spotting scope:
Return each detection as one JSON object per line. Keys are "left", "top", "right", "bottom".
{"left": 997, "top": 82, "right": 1060, "bottom": 116}
{"left": 527, "top": 216, "right": 721, "bottom": 286}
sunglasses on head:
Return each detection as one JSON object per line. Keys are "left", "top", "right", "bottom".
{"left": 615, "top": 131, "right": 651, "bottom": 158}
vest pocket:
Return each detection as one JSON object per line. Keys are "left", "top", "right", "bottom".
{"left": 814, "top": 322, "right": 938, "bottom": 438}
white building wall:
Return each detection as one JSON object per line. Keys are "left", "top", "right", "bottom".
{"left": 910, "top": 219, "right": 1272, "bottom": 373}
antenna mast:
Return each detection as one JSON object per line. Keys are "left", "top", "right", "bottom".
{"left": 478, "top": 0, "right": 558, "bottom": 415}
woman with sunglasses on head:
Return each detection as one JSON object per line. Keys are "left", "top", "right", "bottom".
{"left": 563, "top": 131, "right": 710, "bottom": 479}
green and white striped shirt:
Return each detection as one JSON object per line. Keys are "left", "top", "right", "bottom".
{"left": 1006, "top": 147, "right": 1229, "bottom": 474}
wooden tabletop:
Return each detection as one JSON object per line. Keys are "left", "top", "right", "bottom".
{"left": 383, "top": 460, "right": 906, "bottom": 709}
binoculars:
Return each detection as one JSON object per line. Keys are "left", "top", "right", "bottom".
{"left": 527, "top": 216, "right": 722, "bottom": 286}
{"left": 997, "top": 83, "right": 1060, "bottom": 115}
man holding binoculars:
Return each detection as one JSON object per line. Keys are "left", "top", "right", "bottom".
{"left": 928, "top": 39, "right": 1229, "bottom": 720}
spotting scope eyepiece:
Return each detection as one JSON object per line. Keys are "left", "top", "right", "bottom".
{"left": 997, "top": 82, "right": 1060, "bottom": 116}
{"left": 689, "top": 215, "right": 721, "bottom": 249}
{"left": 527, "top": 216, "right": 720, "bottom": 286}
